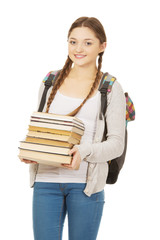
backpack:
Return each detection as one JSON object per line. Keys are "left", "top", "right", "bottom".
{"left": 38, "top": 70, "right": 135, "bottom": 184}
{"left": 98, "top": 73, "right": 135, "bottom": 184}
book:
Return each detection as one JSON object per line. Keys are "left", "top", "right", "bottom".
{"left": 29, "top": 120, "right": 84, "bottom": 135}
{"left": 25, "top": 136, "right": 74, "bottom": 147}
{"left": 19, "top": 141, "right": 70, "bottom": 155}
{"left": 28, "top": 126, "right": 82, "bottom": 141}
{"left": 27, "top": 130, "right": 80, "bottom": 144}
{"left": 31, "top": 111, "right": 84, "bottom": 127}
{"left": 18, "top": 149, "right": 71, "bottom": 166}
{"left": 31, "top": 116, "right": 84, "bottom": 129}
{"left": 18, "top": 112, "right": 85, "bottom": 169}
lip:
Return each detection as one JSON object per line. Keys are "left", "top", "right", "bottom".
{"left": 74, "top": 54, "right": 86, "bottom": 59}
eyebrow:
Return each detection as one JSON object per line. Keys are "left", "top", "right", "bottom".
{"left": 69, "top": 37, "right": 94, "bottom": 41}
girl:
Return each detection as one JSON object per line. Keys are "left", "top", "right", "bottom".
{"left": 22, "top": 17, "right": 126, "bottom": 240}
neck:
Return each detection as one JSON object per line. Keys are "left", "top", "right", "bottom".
{"left": 69, "top": 64, "right": 98, "bottom": 82}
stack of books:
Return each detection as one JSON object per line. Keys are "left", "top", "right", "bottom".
{"left": 18, "top": 112, "right": 85, "bottom": 169}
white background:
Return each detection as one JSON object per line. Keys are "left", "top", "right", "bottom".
{"left": 0, "top": 0, "right": 160, "bottom": 239}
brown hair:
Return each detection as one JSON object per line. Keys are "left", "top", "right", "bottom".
{"left": 46, "top": 17, "right": 107, "bottom": 116}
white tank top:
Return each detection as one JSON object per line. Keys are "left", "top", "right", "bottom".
{"left": 35, "top": 89, "right": 100, "bottom": 183}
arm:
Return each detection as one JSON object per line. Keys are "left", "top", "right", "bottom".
{"left": 75, "top": 81, "right": 126, "bottom": 163}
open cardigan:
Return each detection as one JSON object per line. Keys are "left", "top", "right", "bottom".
{"left": 29, "top": 75, "right": 126, "bottom": 197}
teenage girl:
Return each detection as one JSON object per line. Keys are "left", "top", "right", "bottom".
{"left": 21, "top": 17, "right": 126, "bottom": 240}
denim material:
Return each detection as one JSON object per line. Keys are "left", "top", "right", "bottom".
{"left": 33, "top": 182, "right": 105, "bottom": 240}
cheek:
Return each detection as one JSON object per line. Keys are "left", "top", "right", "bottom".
{"left": 68, "top": 47, "right": 75, "bottom": 61}
{"left": 68, "top": 45, "right": 75, "bottom": 54}
{"left": 87, "top": 48, "right": 99, "bottom": 58}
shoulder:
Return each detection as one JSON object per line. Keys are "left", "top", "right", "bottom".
{"left": 107, "top": 78, "right": 125, "bottom": 105}
{"left": 112, "top": 80, "right": 124, "bottom": 94}
{"left": 103, "top": 72, "right": 124, "bottom": 95}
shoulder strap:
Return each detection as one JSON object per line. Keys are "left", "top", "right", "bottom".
{"left": 42, "top": 70, "right": 60, "bottom": 84}
{"left": 38, "top": 70, "right": 61, "bottom": 112}
{"left": 99, "top": 72, "right": 116, "bottom": 120}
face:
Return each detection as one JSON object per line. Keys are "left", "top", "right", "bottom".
{"left": 68, "top": 27, "right": 106, "bottom": 68}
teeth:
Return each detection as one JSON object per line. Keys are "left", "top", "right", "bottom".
{"left": 75, "top": 55, "right": 85, "bottom": 58}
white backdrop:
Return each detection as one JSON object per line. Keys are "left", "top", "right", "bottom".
{"left": 0, "top": 0, "right": 160, "bottom": 239}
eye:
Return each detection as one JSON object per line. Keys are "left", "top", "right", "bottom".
{"left": 69, "top": 40, "right": 76, "bottom": 45}
{"left": 85, "top": 41, "right": 92, "bottom": 46}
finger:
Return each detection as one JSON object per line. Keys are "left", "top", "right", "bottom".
{"left": 22, "top": 159, "right": 37, "bottom": 164}
{"left": 62, "top": 163, "right": 78, "bottom": 170}
{"left": 61, "top": 164, "right": 72, "bottom": 167}
{"left": 61, "top": 164, "right": 73, "bottom": 169}
{"left": 69, "top": 146, "right": 77, "bottom": 155}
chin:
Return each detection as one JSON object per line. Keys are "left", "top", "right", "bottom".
{"left": 74, "top": 58, "right": 91, "bottom": 67}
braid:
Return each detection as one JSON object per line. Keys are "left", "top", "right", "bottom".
{"left": 46, "top": 56, "right": 73, "bottom": 113}
{"left": 66, "top": 53, "right": 103, "bottom": 117}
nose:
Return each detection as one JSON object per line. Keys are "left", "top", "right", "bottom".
{"left": 75, "top": 43, "right": 84, "bottom": 52}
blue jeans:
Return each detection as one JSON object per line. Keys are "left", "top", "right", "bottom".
{"left": 33, "top": 182, "right": 105, "bottom": 240}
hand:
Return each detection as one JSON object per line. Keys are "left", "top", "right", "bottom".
{"left": 61, "top": 146, "right": 81, "bottom": 170}
{"left": 20, "top": 158, "right": 37, "bottom": 164}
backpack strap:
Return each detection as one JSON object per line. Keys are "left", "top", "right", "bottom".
{"left": 42, "top": 70, "right": 60, "bottom": 84}
{"left": 98, "top": 72, "right": 116, "bottom": 120}
{"left": 99, "top": 74, "right": 135, "bottom": 126}
{"left": 38, "top": 70, "right": 61, "bottom": 112}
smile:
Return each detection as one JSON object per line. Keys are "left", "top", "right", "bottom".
{"left": 74, "top": 54, "right": 86, "bottom": 59}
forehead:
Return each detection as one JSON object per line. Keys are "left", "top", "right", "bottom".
{"left": 69, "top": 27, "right": 97, "bottom": 40}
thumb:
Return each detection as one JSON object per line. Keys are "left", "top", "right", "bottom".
{"left": 69, "top": 146, "right": 77, "bottom": 155}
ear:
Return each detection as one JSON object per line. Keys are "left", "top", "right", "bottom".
{"left": 99, "top": 42, "right": 107, "bottom": 53}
